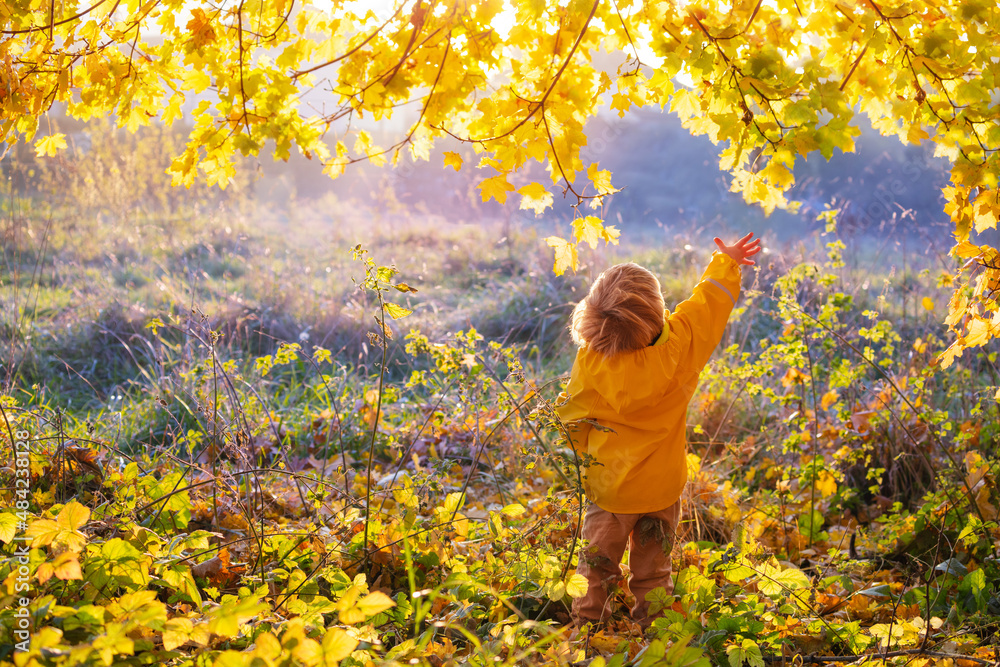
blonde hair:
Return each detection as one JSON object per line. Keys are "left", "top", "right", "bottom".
{"left": 570, "top": 263, "right": 665, "bottom": 357}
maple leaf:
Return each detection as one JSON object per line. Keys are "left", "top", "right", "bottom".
{"left": 186, "top": 8, "right": 217, "bottom": 48}
{"left": 572, "top": 216, "right": 619, "bottom": 249}
{"left": 671, "top": 88, "right": 700, "bottom": 120}
{"left": 587, "top": 163, "right": 615, "bottom": 195}
{"left": 34, "top": 133, "right": 67, "bottom": 157}
{"left": 518, "top": 182, "right": 553, "bottom": 215}
{"left": 545, "top": 236, "right": 578, "bottom": 276}
{"left": 443, "top": 151, "right": 463, "bottom": 171}
{"left": 963, "top": 316, "right": 995, "bottom": 348}
{"left": 815, "top": 470, "right": 838, "bottom": 497}
{"left": 478, "top": 173, "right": 515, "bottom": 205}
{"left": 610, "top": 92, "right": 631, "bottom": 117}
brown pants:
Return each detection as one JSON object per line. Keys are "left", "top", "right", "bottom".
{"left": 572, "top": 501, "right": 681, "bottom": 624}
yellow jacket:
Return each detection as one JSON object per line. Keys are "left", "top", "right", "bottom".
{"left": 557, "top": 253, "right": 743, "bottom": 514}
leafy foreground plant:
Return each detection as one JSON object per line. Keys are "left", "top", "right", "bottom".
{"left": 0, "top": 239, "right": 608, "bottom": 666}
{"left": 0, "top": 348, "right": 594, "bottom": 666}
{"left": 3, "top": 243, "right": 1000, "bottom": 667}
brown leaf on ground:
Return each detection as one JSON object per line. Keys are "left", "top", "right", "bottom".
{"left": 192, "top": 548, "right": 231, "bottom": 580}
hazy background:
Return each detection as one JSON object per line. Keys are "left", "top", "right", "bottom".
{"left": 244, "top": 106, "right": 956, "bottom": 248}
{"left": 9, "top": 102, "right": 958, "bottom": 250}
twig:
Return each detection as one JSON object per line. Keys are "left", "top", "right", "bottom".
{"left": 839, "top": 35, "right": 872, "bottom": 91}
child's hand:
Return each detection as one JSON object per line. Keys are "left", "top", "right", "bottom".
{"left": 713, "top": 232, "right": 762, "bottom": 266}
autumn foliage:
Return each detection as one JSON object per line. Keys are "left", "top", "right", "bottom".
{"left": 2, "top": 0, "right": 1000, "bottom": 664}
{"left": 2, "top": 0, "right": 999, "bottom": 354}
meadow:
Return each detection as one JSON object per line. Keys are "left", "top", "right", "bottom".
{"left": 1, "top": 137, "right": 999, "bottom": 667}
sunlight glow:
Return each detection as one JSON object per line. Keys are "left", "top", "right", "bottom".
{"left": 342, "top": 0, "right": 399, "bottom": 20}
{"left": 493, "top": 1, "right": 516, "bottom": 40}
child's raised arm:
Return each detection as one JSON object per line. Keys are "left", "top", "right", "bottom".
{"left": 668, "top": 233, "right": 760, "bottom": 373}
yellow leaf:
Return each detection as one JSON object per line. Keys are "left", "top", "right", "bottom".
{"left": 52, "top": 552, "right": 83, "bottom": 580}
{"left": 336, "top": 586, "right": 394, "bottom": 625}
{"left": 572, "top": 216, "right": 605, "bottom": 249}
{"left": 963, "top": 316, "right": 994, "bottom": 348}
{"left": 746, "top": 175, "right": 787, "bottom": 215}
{"left": 383, "top": 302, "right": 412, "bottom": 320}
{"left": 183, "top": 67, "right": 212, "bottom": 94}
{"left": 587, "top": 163, "right": 615, "bottom": 195}
{"left": 571, "top": 216, "right": 620, "bottom": 249}
{"left": 355, "top": 591, "right": 395, "bottom": 618}
{"left": 206, "top": 594, "right": 268, "bottom": 638}
{"left": 26, "top": 518, "right": 60, "bottom": 548}
{"left": 906, "top": 123, "right": 930, "bottom": 144}
{"left": 953, "top": 242, "right": 983, "bottom": 259}
{"left": 501, "top": 503, "right": 526, "bottom": 517}
{"left": 781, "top": 368, "right": 809, "bottom": 387}
{"left": 58, "top": 501, "right": 90, "bottom": 531}
{"left": 945, "top": 294, "right": 968, "bottom": 327}
{"left": 545, "top": 236, "right": 578, "bottom": 276}
{"left": 597, "top": 70, "right": 614, "bottom": 95}
{"left": 518, "top": 182, "right": 553, "bottom": 215}
{"left": 442, "top": 151, "right": 463, "bottom": 172}
{"left": 937, "top": 342, "right": 963, "bottom": 369}
{"left": 603, "top": 225, "right": 621, "bottom": 245}
{"left": 589, "top": 631, "right": 621, "bottom": 653}
{"left": 565, "top": 573, "right": 589, "bottom": 599}
{"left": 762, "top": 161, "right": 794, "bottom": 189}
{"left": 870, "top": 622, "right": 905, "bottom": 647}
{"left": 670, "top": 88, "right": 700, "bottom": 120}
{"left": 290, "top": 634, "right": 322, "bottom": 664}
{"left": 820, "top": 391, "right": 839, "bottom": 411}
{"left": 815, "top": 470, "right": 837, "bottom": 498}
{"left": 34, "top": 133, "right": 67, "bottom": 157}
{"left": 973, "top": 200, "right": 998, "bottom": 233}
{"left": 353, "top": 130, "right": 376, "bottom": 158}
{"left": 610, "top": 92, "right": 631, "bottom": 117}
{"left": 186, "top": 7, "right": 217, "bottom": 47}
{"left": 478, "top": 173, "right": 515, "bottom": 204}
{"left": 921, "top": 296, "right": 935, "bottom": 311}
{"left": 548, "top": 580, "right": 566, "bottom": 601}
{"left": 0, "top": 513, "right": 17, "bottom": 544}
{"left": 253, "top": 631, "right": 281, "bottom": 660}
{"left": 162, "top": 618, "right": 193, "bottom": 651}
{"left": 321, "top": 627, "right": 358, "bottom": 661}
{"left": 37, "top": 562, "right": 54, "bottom": 584}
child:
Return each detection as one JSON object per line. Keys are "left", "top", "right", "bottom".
{"left": 558, "top": 233, "right": 761, "bottom": 627}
